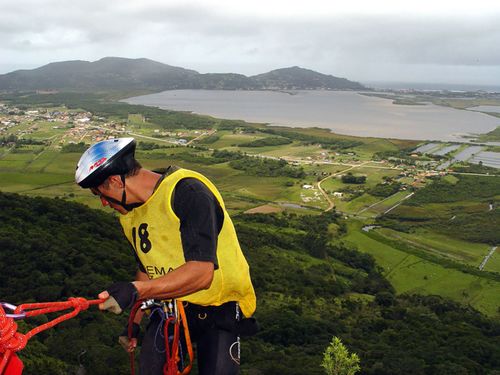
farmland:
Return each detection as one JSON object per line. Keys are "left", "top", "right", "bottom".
{"left": 1, "top": 93, "right": 499, "bottom": 318}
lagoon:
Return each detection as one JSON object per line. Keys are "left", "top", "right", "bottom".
{"left": 468, "top": 105, "right": 500, "bottom": 113}
{"left": 123, "top": 90, "right": 500, "bottom": 141}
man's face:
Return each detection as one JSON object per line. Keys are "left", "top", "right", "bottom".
{"left": 91, "top": 177, "right": 128, "bottom": 215}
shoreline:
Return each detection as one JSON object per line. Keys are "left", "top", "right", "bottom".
{"left": 122, "top": 90, "right": 500, "bottom": 143}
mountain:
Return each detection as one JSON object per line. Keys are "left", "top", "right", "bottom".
{"left": 0, "top": 57, "right": 198, "bottom": 91}
{"left": 0, "top": 57, "right": 366, "bottom": 91}
{"left": 251, "top": 66, "right": 365, "bottom": 90}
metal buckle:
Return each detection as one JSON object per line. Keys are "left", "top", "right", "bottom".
{"left": 140, "top": 299, "right": 162, "bottom": 311}
{"left": 0, "top": 302, "right": 26, "bottom": 320}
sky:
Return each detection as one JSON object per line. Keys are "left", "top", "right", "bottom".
{"left": 2, "top": 0, "right": 500, "bottom": 87}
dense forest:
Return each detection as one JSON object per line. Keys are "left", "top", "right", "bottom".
{"left": 1, "top": 192, "right": 500, "bottom": 374}
{"left": 238, "top": 137, "right": 292, "bottom": 147}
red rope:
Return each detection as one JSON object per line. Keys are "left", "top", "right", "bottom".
{"left": 163, "top": 316, "right": 180, "bottom": 375}
{"left": 128, "top": 301, "right": 143, "bottom": 375}
{"left": 0, "top": 297, "right": 104, "bottom": 375}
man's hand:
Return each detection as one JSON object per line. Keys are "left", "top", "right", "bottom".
{"left": 118, "top": 322, "right": 140, "bottom": 353}
{"left": 98, "top": 282, "right": 139, "bottom": 314}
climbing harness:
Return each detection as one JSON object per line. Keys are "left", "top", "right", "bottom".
{"left": 0, "top": 297, "right": 105, "bottom": 375}
{"left": 128, "top": 299, "right": 194, "bottom": 375}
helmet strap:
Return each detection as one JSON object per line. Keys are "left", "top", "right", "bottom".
{"left": 119, "top": 174, "right": 143, "bottom": 211}
{"left": 93, "top": 176, "right": 142, "bottom": 211}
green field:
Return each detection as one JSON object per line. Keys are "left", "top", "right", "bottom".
{"left": 484, "top": 248, "right": 500, "bottom": 273}
{"left": 342, "top": 221, "right": 500, "bottom": 317}
{"left": 207, "top": 131, "right": 267, "bottom": 148}
{"left": 1, "top": 97, "right": 498, "bottom": 321}
{"left": 356, "top": 191, "right": 413, "bottom": 217}
{"left": 351, "top": 138, "right": 400, "bottom": 158}
{"left": 0, "top": 143, "right": 317, "bottom": 215}
{"left": 317, "top": 163, "right": 410, "bottom": 217}
{"left": 376, "top": 227, "right": 493, "bottom": 268}
{"left": 245, "top": 143, "right": 324, "bottom": 158}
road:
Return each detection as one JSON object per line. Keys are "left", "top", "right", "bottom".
{"left": 479, "top": 246, "right": 498, "bottom": 271}
{"left": 381, "top": 192, "right": 415, "bottom": 215}
{"left": 186, "top": 129, "right": 217, "bottom": 145}
{"left": 317, "top": 161, "right": 371, "bottom": 212}
{"left": 356, "top": 191, "right": 411, "bottom": 215}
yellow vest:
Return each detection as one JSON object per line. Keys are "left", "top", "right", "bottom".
{"left": 119, "top": 168, "right": 256, "bottom": 317}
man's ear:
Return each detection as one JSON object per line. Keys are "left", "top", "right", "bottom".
{"left": 108, "top": 175, "right": 124, "bottom": 188}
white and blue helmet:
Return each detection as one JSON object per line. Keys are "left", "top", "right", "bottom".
{"left": 75, "top": 138, "right": 137, "bottom": 188}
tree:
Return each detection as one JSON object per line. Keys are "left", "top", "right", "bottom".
{"left": 321, "top": 337, "right": 360, "bottom": 375}
{"left": 341, "top": 173, "right": 366, "bottom": 184}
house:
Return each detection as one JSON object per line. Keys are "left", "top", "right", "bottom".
{"left": 333, "top": 192, "right": 343, "bottom": 197}
{"left": 302, "top": 184, "right": 314, "bottom": 189}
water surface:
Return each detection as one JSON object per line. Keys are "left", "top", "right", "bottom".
{"left": 470, "top": 152, "right": 500, "bottom": 168}
{"left": 124, "top": 90, "right": 500, "bottom": 141}
{"left": 468, "top": 106, "right": 500, "bottom": 113}
{"left": 432, "top": 145, "right": 461, "bottom": 156}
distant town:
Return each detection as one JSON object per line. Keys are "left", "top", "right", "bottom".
{"left": 0, "top": 103, "right": 205, "bottom": 146}
{"left": 1, "top": 102, "right": 498, "bottom": 212}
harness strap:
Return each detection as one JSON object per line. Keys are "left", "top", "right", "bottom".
{"left": 128, "top": 300, "right": 193, "bottom": 375}
{"left": 178, "top": 302, "right": 193, "bottom": 375}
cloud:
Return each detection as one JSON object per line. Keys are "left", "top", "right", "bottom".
{"left": 0, "top": 0, "right": 499, "bottom": 84}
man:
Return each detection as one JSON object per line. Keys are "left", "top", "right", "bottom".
{"left": 75, "top": 137, "right": 256, "bottom": 374}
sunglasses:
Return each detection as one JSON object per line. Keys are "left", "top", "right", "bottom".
{"left": 90, "top": 187, "right": 110, "bottom": 205}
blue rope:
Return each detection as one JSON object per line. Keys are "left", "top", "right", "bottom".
{"left": 150, "top": 307, "right": 167, "bottom": 354}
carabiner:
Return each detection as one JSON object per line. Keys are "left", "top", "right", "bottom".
{"left": 0, "top": 302, "right": 26, "bottom": 320}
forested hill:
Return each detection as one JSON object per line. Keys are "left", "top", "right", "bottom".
{"left": 1, "top": 192, "right": 500, "bottom": 374}
{"left": 252, "top": 66, "right": 366, "bottom": 90}
{"left": 0, "top": 57, "right": 366, "bottom": 91}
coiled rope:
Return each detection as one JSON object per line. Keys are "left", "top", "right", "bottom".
{"left": 0, "top": 297, "right": 104, "bottom": 375}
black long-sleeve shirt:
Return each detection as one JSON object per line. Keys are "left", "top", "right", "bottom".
{"left": 133, "top": 177, "right": 224, "bottom": 273}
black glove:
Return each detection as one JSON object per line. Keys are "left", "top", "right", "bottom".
{"left": 101, "top": 282, "right": 139, "bottom": 314}
{"left": 120, "top": 322, "right": 141, "bottom": 338}
{"left": 118, "top": 322, "right": 140, "bottom": 352}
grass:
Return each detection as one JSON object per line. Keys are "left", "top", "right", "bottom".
{"left": 337, "top": 194, "right": 380, "bottom": 215}
{"left": 0, "top": 172, "right": 72, "bottom": 191}
{"left": 362, "top": 191, "right": 413, "bottom": 216}
{"left": 317, "top": 166, "right": 401, "bottom": 191}
{"left": 2, "top": 101, "right": 498, "bottom": 319}
{"left": 22, "top": 121, "right": 67, "bottom": 140}
{"left": 316, "top": 164, "right": 409, "bottom": 216}
{"left": 24, "top": 149, "right": 67, "bottom": 173}
{"left": 248, "top": 143, "right": 325, "bottom": 158}
{"left": 319, "top": 176, "right": 345, "bottom": 192}
{"left": 435, "top": 98, "right": 500, "bottom": 110}
{"left": 354, "top": 167, "right": 401, "bottom": 188}
{"left": 484, "top": 248, "right": 500, "bottom": 273}
{"left": 208, "top": 132, "right": 267, "bottom": 148}
{"left": 376, "top": 227, "right": 492, "bottom": 268}
{"left": 352, "top": 139, "right": 399, "bottom": 159}
{"left": 301, "top": 164, "right": 349, "bottom": 177}
{"left": 0, "top": 151, "right": 35, "bottom": 171}
{"left": 342, "top": 221, "right": 500, "bottom": 317}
